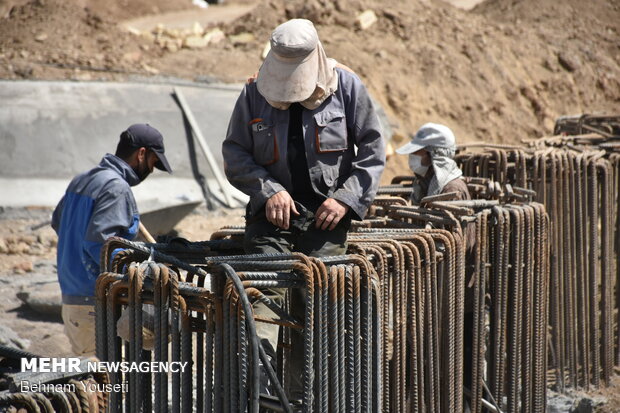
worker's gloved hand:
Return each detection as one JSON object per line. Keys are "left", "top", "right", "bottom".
{"left": 266, "top": 190, "right": 300, "bottom": 230}
{"left": 108, "top": 248, "right": 128, "bottom": 272}
{"left": 315, "top": 198, "right": 349, "bottom": 231}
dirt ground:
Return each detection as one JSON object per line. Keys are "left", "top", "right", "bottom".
{"left": 1, "top": 0, "right": 620, "bottom": 410}
{"left": 0, "top": 205, "right": 244, "bottom": 358}
{"left": 1, "top": 0, "right": 619, "bottom": 181}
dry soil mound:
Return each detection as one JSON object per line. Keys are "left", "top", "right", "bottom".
{"left": 1, "top": 0, "right": 619, "bottom": 181}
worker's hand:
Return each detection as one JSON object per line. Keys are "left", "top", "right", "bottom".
{"left": 315, "top": 198, "right": 349, "bottom": 231}
{"left": 266, "top": 191, "right": 300, "bottom": 230}
{"left": 246, "top": 72, "right": 258, "bottom": 84}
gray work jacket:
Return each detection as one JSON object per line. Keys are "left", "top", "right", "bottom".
{"left": 222, "top": 67, "right": 386, "bottom": 220}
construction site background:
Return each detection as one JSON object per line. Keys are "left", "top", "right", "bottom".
{"left": 1, "top": 0, "right": 620, "bottom": 411}
{"left": 1, "top": 0, "right": 619, "bottom": 182}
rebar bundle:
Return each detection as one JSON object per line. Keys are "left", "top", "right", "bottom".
{"left": 91, "top": 178, "right": 549, "bottom": 413}
{"left": 96, "top": 238, "right": 383, "bottom": 413}
{"left": 362, "top": 180, "right": 549, "bottom": 413}
{"left": 210, "top": 224, "right": 469, "bottom": 412}
{"left": 456, "top": 141, "right": 618, "bottom": 392}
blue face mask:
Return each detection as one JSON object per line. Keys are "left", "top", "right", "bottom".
{"left": 408, "top": 154, "right": 429, "bottom": 176}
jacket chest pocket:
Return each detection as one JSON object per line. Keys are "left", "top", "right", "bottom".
{"left": 250, "top": 118, "right": 279, "bottom": 166}
{"left": 314, "top": 111, "right": 347, "bottom": 153}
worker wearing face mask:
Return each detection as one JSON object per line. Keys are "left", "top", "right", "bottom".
{"left": 398, "top": 122, "right": 481, "bottom": 410}
{"left": 396, "top": 122, "right": 470, "bottom": 204}
{"left": 52, "top": 123, "right": 172, "bottom": 356}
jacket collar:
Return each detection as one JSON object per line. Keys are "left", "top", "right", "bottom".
{"left": 100, "top": 153, "right": 141, "bottom": 187}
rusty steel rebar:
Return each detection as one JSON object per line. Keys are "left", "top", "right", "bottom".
{"left": 455, "top": 142, "right": 620, "bottom": 397}
{"left": 88, "top": 176, "right": 551, "bottom": 413}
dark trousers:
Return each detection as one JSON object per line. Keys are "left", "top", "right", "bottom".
{"left": 244, "top": 203, "right": 349, "bottom": 400}
{"left": 243, "top": 202, "right": 350, "bottom": 257}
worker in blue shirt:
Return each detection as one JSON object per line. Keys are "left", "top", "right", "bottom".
{"left": 52, "top": 123, "right": 172, "bottom": 355}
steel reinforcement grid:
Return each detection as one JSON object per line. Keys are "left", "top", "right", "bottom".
{"left": 372, "top": 179, "right": 549, "bottom": 413}
{"left": 86, "top": 178, "right": 548, "bottom": 413}
{"left": 455, "top": 139, "right": 619, "bottom": 393}
{"left": 95, "top": 239, "right": 381, "bottom": 413}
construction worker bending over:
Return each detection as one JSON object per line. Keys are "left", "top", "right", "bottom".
{"left": 222, "top": 19, "right": 385, "bottom": 401}
{"left": 52, "top": 124, "right": 172, "bottom": 356}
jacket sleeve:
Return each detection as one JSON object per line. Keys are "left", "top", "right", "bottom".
{"left": 83, "top": 182, "right": 139, "bottom": 272}
{"left": 222, "top": 85, "right": 286, "bottom": 213}
{"left": 332, "top": 75, "right": 386, "bottom": 220}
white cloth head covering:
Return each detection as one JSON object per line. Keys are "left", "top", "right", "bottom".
{"left": 427, "top": 146, "right": 462, "bottom": 196}
{"left": 257, "top": 19, "right": 338, "bottom": 109}
{"left": 400, "top": 123, "right": 463, "bottom": 197}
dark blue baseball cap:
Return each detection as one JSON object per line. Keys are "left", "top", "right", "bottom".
{"left": 122, "top": 123, "right": 172, "bottom": 173}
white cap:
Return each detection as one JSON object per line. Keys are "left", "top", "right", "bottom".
{"left": 396, "top": 123, "right": 456, "bottom": 155}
